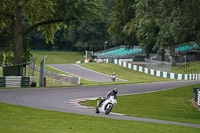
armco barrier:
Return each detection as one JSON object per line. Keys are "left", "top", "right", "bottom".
{"left": 0, "top": 76, "right": 35, "bottom": 88}
{"left": 113, "top": 59, "right": 200, "bottom": 80}
{"left": 0, "top": 77, "right": 5, "bottom": 87}
{"left": 34, "top": 65, "right": 80, "bottom": 85}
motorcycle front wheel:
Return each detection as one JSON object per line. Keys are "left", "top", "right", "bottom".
{"left": 105, "top": 104, "right": 113, "bottom": 115}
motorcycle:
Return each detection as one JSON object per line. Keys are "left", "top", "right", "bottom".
{"left": 95, "top": 96, "right": 117, "bottom": 115}
{"left": 111, "top": 75, "right": 116, "bottom": 82}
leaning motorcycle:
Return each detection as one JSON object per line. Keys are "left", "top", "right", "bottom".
{"left": 95, "top": 96, "right": 117, "bottom": 115}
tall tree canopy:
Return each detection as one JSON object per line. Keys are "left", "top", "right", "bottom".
{"left": 134, "top": 0, "right": 200, "bottom": 60}
{"left": 1, "top": 0, "right": 200, "bottom": 64}
{"left": 109, "top": 0, "right": 200, "bottom": 60}
{"left": 108, "top": 0, "right": 138, "bottom": 47}
{"left": 64, "top": 18, "right": 110, "bottom": 51}
{"left": 0, "top": 0, "right": 100, "bottom": 65}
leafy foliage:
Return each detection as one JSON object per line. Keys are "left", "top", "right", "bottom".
{"left": 27, "top": 0, "right": 112, "bottom": 52}
{"left": 2, "top": 0, "right": 200, "bottom": 64}
{"left": 65, "top": 18, "right": 110, "bottom": 51}
{"left": 0, "top": 0, "right": 102, "bottom": 64}
{"left": 108, "top": 0, "right": 200, "bottom": 60}
{"left": 108, "top": 0, "right": 138, "bottom": 47}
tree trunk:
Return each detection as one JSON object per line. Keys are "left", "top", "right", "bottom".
{"left": 145, "top": 46, "right": 150, "bottom": 59}
{"left": 169, "top": 39, "right": 176, "bottom": 65}
{"left": 160, "top": 49, "right": 165, "bottom": 61}
{"left": 13, "top": 0, "right": 23, "bottom": 65}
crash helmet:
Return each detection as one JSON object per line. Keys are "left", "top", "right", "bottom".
{"left": 113, "top": 72, "right": 115, "bottom": 75}
{"left": 112, "top": 88, "right": 118, "bottom": 94}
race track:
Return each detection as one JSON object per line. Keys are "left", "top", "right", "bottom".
{"left": 48, "top": 64, "right": 126, "bottom": 82}
{"left": 0, "top": 80, "right": 200, "bottom": 128}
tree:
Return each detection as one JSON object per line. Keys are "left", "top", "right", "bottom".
{"left": 108, "top": 0, "right": 200, "bottom": 61}
{"left": 27, "top": 0, "right": 112, "bottom": 52}
{"left": 108, "top": 0, "right": 138, "bottom": 47}
{"left": 64, "top": 19, "right": 110, "bottom": 51}
{"left": 0, "top": 0, "right": 100, "bottom": 65}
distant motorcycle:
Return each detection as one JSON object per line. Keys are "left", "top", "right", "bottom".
{"left": 111, "top": 75, "right": 116, "bottom": 82}
{"left": 111, "top": 72, "right": 116, "bottom": 82}
{"left": 95, "top": 96, "right": 117, "bottom": 115}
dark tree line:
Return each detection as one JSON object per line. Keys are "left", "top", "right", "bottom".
{"left": 1, "top": 0, "right": 200, "bottom": 65}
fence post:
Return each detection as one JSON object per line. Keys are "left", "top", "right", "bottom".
{"left": 39, "top": 55, "right": 47, "bottom": 87}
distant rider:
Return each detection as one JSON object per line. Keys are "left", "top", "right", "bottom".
{"left": 98, "top": 88, "right": 118, "bottom": 106}
{"left": 111, "top": 72, "right": 116, "bottom": 82}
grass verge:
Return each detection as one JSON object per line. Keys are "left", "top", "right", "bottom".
{"left": 0, "top": 103, "right": 200, "bottom": 133}
{"left": 0, "top": 67, "right": 2, "bottom": 76}
{"left": 80, "top": 84, "right": 200, "bottom": 124}
{"left": 79, "top": 63, "right": 173, "bottom": 83}
{"left": 171, "top": 62, "right": 200, "bottom": 74}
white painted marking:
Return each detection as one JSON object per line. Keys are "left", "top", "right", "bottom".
{"left": 110, "top": 112, "right": 125, "bottom": 116}
{"left": 128, "top": 63, "right": 132, "bottom": 69}
{"left": 170, "top": 73, "right": 175, "bottom": 79}
{"left": 119, "top": 60, "right": 122, "bottom": 65}
{"left": 163, "top": 72, "right": 167, "bottom": 78}
{"left": 185, "top": 74, "right": 188, "bottom": 80}
{"left": 150, "top": 69, "right": 154, "bottom": 75}
{"left": 114, "top": 59, "right": 118, "bottom": 64}
{"left": 145, "top": 68, "right": 148, "bottom": 74}
{"left": 123, "top": 62, "right": 127, "bottom": 67}
{"left": 178, "top": 74, "right": 182, "bottom": 80}
{"left": 139, "top": 66, "right": 143, "bottom": 72}
{"left": 157, "top": 70, "right": 160, "bottom": 77}
{"left": 133, "top": 65, "right": 137, "bottom": 71}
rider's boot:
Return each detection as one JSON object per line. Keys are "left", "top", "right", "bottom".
{"left": 98, "top": 98, "right": 106, "bottom": 107}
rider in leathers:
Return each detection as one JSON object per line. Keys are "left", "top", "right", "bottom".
{"left": 98, "top": 88, "right": 118, "bottom": 107}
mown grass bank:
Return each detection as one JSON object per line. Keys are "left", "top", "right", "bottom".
{"left": 80, "top": 84, "right": 200, "bottom": 124}
{"left": 79, "top": 63, "right": 173, "bottom": 84}
{"left": 171, "top": 62, "right": 200, "bottom": 74}
{"left": 0, "top": 103, "right": 200, "bottom": 133}
{"left": 31, "top": 51, "right": 85, "bottom": 65}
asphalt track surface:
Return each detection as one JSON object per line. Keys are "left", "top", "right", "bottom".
{"left": 48, "top": 64, "right": 125, "bottom": 82}
{"left": 0, "top": 80, "right": 200, "bottom": 128}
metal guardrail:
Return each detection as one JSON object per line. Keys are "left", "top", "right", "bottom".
{"left": 145, "top": 58, "right": 172, "bottom": 73}
{"left": 33, "top": 65, "right": 80, "bottom": 85}
{"left": 0, "top": 76, "right": 35, "bottom": 88}
{"left": 5, "top": 76, "right": 21, "bottom": 87}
